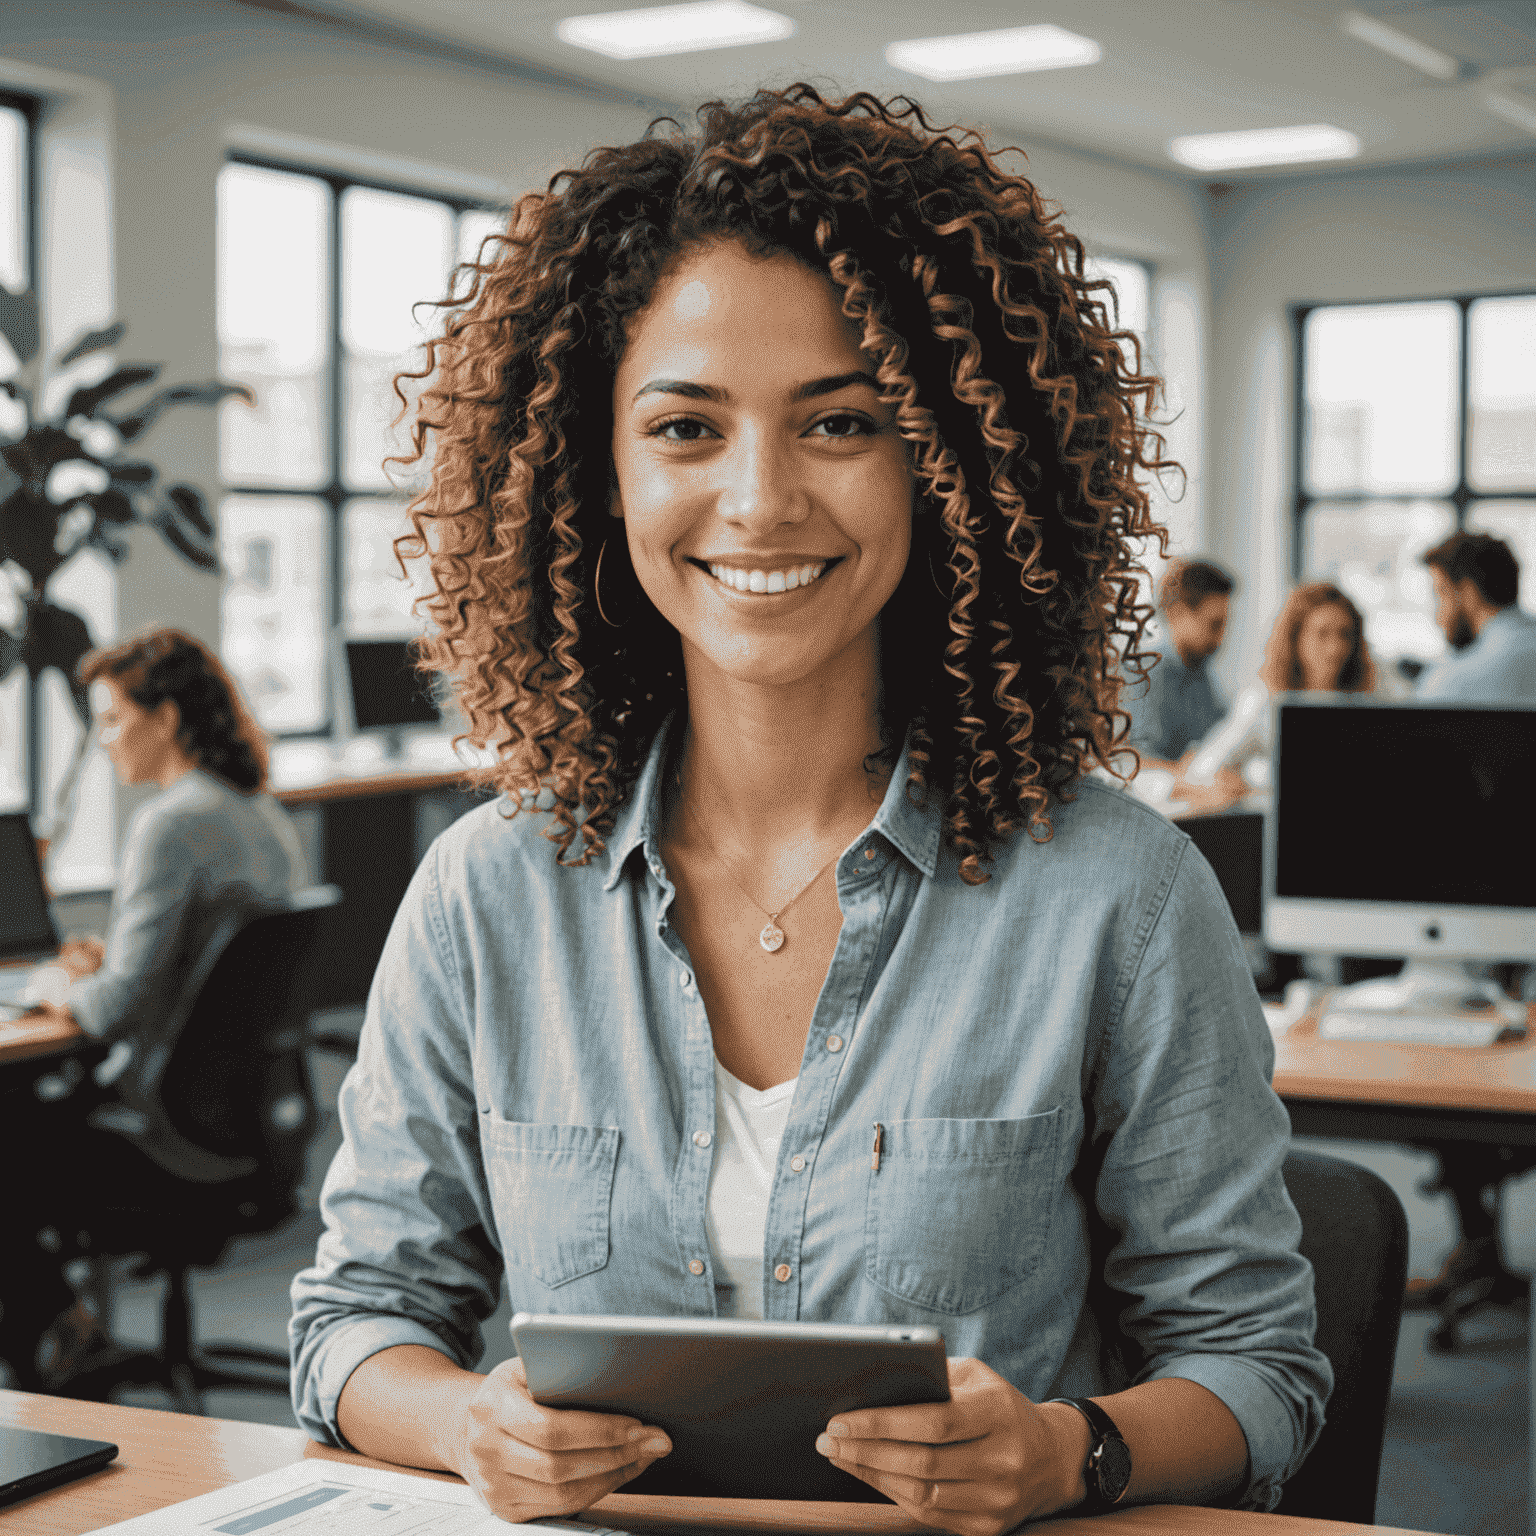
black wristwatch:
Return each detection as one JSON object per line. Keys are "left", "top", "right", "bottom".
{"left": 1047, "top": 1397, "right": 1132, "bottom": 1513}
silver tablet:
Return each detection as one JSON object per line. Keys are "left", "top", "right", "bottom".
{"left": 511, "top": 1313, "right": 949, "bottom": 1503}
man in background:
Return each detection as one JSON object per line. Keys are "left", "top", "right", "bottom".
{"left": 1128, "top": 558, "right": 1237, "bottom": 776}
{"left": 1418, "top": 531, "right": 1536, "bottom": 703}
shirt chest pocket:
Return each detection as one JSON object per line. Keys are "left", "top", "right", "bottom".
{"left": 481, "top": 1117, "right": 621, "bottom": 1289}
{"left": 865, "top": 1111, "right": 1065, "bottom": 1316}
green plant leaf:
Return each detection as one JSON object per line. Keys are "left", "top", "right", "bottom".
{"left": 0, "top": 285, "right": 40, "bottom": 366}
{"left": 152, "top": 506, "right": 221, "bottom": 573}
{"left": 166, "top": 482, "right": 214, "bottom": 537}
{"left": 113, "top": 379, "right": 254, "bottom": 443}
{"left": 0, "top": 622, "right": 22, "bottom": 683}
{"left": 23, "top": 600, "right": 95, "bottom": 710}
{"left": 87, "top": 527, "right": 131, "bottom": 563}
{"left": 65, "top": 365, "right": 160, "bottom": 421}
{"left": 107, "top": 459, "right": 156, "bottom": 485}
{"left": 55, "top": 321, "right": 127, "bottom": 369}
{"left": 86, "top": 487, "right": 135, "bottom": 524}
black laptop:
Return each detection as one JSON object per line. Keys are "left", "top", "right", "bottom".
{"left": 0, "top": 812, "right": 59, "bottom": 963}
{"left": 0, "top": 1425, "right": 118, "bottom": 1508}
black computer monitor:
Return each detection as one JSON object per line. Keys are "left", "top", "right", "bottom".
{"left": 0, "top": 813, "right": 59, "bottom": 961}
{"left": 340, "top": 637, "right": 440, "bottom": 754}
{"left": 1265, "top": 698, "right": 1536, "bottom": 1013}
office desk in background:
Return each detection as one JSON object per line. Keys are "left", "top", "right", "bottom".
{"left": 269, "top": 739, "right": 490, "bottom": 1009}
{"left": 0, "top": 1389, "right": 1437, "bottom": 1536}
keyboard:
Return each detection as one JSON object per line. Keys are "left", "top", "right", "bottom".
{"left": 1318, "top": 1009, "right": 1520, "bottom": 1048}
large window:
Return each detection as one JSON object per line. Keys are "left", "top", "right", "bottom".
{"left": 1296, "top": 295, "right": 1536, "bottom": 666}
{"left": 0, "top": 92, "right": 34, "bottom": 817}
{"left": 217, "top": 157, "right": 501, "bottom": 735}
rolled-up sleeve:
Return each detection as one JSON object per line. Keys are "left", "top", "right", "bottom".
{"left": 1090, "top": 842, "right": 1331, "bottom": 1510}
{"left": 289, "top": 841, "right": 503, "bottom": 1447}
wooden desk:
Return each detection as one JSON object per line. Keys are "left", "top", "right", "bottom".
{"left": 1273, "top": 1007, "right": 1536, "bottom": 1143}
{"left": 0, "top": 1390, "right": 1432, "bottom": 1536}
{"left": 0, "top": 1014, "right": 84, "bottom": 1067}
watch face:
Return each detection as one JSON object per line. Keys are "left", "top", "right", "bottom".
{"left": 1094, "top": 1436, "right": 1133, "bottom": 1503}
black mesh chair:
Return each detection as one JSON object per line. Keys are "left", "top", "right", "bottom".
{"left": 58, "top": 885, "right": 341, "bottom": 1412}
{"left": 1273, "top": 1149, "right": 1408, "bottom": 1522}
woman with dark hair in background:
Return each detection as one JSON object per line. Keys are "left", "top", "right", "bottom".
{"left": 292, "top": 87, "right": 1327, "bottom": 1525}
{"left": 1177, "top": 581, "right": 1382, "bottom": 798}
{"left": 7, "top": 627, "right": 305, "bottom": 1388}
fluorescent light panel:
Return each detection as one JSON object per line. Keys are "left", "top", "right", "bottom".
{"left": 1483, "top": 89, "right": 1536, "bottom": 136}
{"left": 885, "top": 24, "right": 1101, "bottom": 82}
{"left": 557, "top": 0, "right": 793, "bottom": 59}
{"left": 1168, "top": 124, "right": 1361, "bottom": 172}
{"left": 1339, "top": 11, "right": 1461, "bottom": 81}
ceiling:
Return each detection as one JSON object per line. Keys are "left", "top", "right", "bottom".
{"left": 282, "top": 0, "right": 1536, "bottom": 180}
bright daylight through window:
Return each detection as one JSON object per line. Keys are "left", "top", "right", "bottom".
{"left": 1299, "top": 293, "right": 1536, "bottom": 672}
{"left": 217, "top": 160, "right": 501, "bottom": 737}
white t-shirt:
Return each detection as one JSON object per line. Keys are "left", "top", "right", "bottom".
{"left": 705, "top": 1057, "right": 798, "bottom": 1319}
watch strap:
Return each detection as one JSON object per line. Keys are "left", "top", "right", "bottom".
{"left": 1046, "top": 1397, "right": 1130, "bottom": 1513}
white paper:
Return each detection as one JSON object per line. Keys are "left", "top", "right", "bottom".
{"left": 89, "top": 1455, "right": 636, "bottom": 1535}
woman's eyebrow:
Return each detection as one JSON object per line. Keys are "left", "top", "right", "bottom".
{"left": 630, "top": 370, "right": 879, "bottom": 405}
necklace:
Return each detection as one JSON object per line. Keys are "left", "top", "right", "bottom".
{"left": 678, "top": 782, "right": 838, "bottom": 954}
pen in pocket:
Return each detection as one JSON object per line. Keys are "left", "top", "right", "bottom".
{"left": 870, "top": 1121, "right": 883, "bottom": 1173}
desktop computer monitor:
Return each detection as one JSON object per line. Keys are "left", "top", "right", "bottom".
{"left": 1265, "top": 698, "right": 1536, "bottom": 1014}
{"left": 337, "top": 636, "right": 441, "bottom": 754}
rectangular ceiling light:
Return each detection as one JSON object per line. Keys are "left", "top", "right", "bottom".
{"left": 1168, "top": 124, "right": 1361, "bottom": 172}
{"left": 1483, "top": 89, "right": 1536, "bottom": 136}
{"left": 1339, "top": 10, "right": 1461, "bottom": 81}
{"left": 558, "top": 0, "right": 794, "bottom": 59}
{"left": 885, "top": 24, "right": 1101, "bottom": 82}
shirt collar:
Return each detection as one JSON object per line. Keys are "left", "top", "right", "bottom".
{"left": 601, "top": 718, "right": 942, "bottom": 890}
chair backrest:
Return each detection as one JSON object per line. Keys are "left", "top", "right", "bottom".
{"left": 1274, "top": 1148, "right": 1408, "bottom": 1522}
{"left": 109, "top": 885, "right": 342, "bottom": 1186}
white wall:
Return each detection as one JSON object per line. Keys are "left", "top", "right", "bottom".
{"left": 1205, "top": 152, "right": 1536, "bottom": 697}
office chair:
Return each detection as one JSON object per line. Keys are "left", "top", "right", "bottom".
{"left": 1273, "top": 1149, "right": 1408, "bottom": 1522}
{"left": 52, "top": 885, "right": 342, "bottom": 1414}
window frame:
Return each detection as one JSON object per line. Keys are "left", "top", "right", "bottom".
{"left": 2, "top": 89, "right": 42, "bottom": 813}
{"left": 220, "top": 151, "right": 498, "bottom": 739}
{"left": 1290, "top": 289, "right": 1536, "bottom": 582}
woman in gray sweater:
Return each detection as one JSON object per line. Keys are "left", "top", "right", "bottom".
{"left": 10, "top": 627, "right": 304, "bottom": 1388}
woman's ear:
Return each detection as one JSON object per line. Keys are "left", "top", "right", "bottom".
{"left": 153, "top": 698, "right": 182, "bottom": 742}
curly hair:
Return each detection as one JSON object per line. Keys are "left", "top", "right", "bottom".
{"left": 79, "top": 628, "right": 269, "bottom": 793}
{"left": 1257, "top": 583, "right": 1377, "bottom": 695}
{"left": 398, "top": 85, "right": 1174, "bottom": 882}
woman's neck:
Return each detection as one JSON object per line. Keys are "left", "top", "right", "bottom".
{"left": 676, "top": 634, "right": 888, "bottom": 848}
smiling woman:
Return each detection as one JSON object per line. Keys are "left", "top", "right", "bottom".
{"left": 291, "top": 86, "right": 1330, "bottom": 1531}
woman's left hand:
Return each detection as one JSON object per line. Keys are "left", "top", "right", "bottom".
{"left": 815, "top": 1357, "right": 1088, "bottom": 1536}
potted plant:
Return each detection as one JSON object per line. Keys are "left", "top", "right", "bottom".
{"left": 0, "top": 283, "right": 251, "bottom": 844}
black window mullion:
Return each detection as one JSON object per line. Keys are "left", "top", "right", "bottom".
{"left": 1454, "top": 298, "right": 1472, "bottom": 530}
{"left": 327, "top": 177, "right": 346, "bottom": 732}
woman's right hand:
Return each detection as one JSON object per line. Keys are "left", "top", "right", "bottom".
{"left": 447, "top": 1357, "right": 672, "bottom": 1522}
{"left": 56, "top": 937, "right": 105, "bottom": 979}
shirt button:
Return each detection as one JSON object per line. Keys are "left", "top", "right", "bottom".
{"left": 826, "top": 1035, "right": 843, "bottom": 1053}
{"left": 679, "top": 970, "right": 692, "bottom": 988}
{"left": 693, "top": 1130, "right": 712, "bottom": 1148}
{"left": 864, "top": 846, "right": 876, "bottom": 859}
{"left": 790, "top": 1155, "right": 806, "bottom": 1172}
{"left": 689, "top": 1259, "right": 705, "bottom": 1276}
{"left": 774, "top": 1263, "right": 792, "bottom": 1283}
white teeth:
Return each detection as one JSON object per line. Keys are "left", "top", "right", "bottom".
{"left": 707, "top": 561, "right": 827, "bottom": 593}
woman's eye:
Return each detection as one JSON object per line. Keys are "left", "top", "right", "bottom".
{"left": 649, "top": 417, "right": 713, "bottom": 443}
{"left": 809, "top": 413, "right": 872, "bottom": 440}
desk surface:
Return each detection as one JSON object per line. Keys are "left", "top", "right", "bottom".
{"left": 267, "top": 738, "right": 487, "bottom": 807}
{"left": 1273, "top": 1007, "right": 1536, "bottom": 1116}
{"left": 0, "top": 1391, "right": 1431, "bottom": 1536}
{"left": 0, "top": 1014, "right": 84, "bottom": 1067}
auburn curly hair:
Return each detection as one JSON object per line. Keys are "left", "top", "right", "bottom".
{"left": 1257, "top": 582, "right": 1377, "bottom": 696}
{"left": 398, "top": 85, "right": 1173, "bottom": 883}
{"left": 79, "top": 628, "right": 269, "bottom": 793}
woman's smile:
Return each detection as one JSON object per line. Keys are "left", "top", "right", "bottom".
{"left": 693, "top": 555, "right": 837, "bottom": 596}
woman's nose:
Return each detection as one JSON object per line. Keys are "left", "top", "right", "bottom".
{"left": 716, "top": 431, "right": 809, "bottom": 528}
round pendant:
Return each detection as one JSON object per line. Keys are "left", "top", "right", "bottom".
{"left": 759, "top": 921, "right": 785, "bottom": 954}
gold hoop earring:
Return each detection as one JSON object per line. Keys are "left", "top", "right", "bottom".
{"left": 594, "top": 538, "right": 623, "bottom": 628}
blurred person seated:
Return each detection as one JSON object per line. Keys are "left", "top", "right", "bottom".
{"left": 1177, "top": 583, "right": 1381, "bottom": 807}
{"left": 1125, "top": 559, "right": 1240, "bottom": 810}
{"left": 6, "top": 627, "right": 305, "bottom": 1391}
{"left": 1417, "top": 531, "right": 1536, "bottom": 704}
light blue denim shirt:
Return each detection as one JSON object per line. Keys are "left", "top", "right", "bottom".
{"left": 290, "top": 726, "right": 1329, "bottom": 1510}
{"left": 1417, "top": 606, "right": 1536, "bottom": 704}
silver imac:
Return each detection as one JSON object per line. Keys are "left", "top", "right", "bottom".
{"left": 1264, "top": 697, "right": 1536, "bottom": 1029}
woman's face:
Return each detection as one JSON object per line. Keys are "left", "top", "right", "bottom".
{"left": 1295, "top": 602, "right": 1357, "bottom": 691}
{"left": 90, "top": 678, "right": 180, "bottom": 785}
{"left": 610, "top": 240, "right": 915, "bottom": 693}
